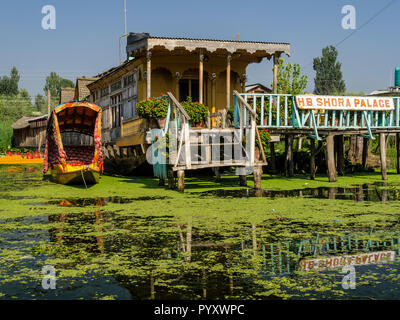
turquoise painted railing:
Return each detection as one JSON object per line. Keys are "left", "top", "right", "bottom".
{"left": 234, "top": 94, "right": 400, "bottom": 140}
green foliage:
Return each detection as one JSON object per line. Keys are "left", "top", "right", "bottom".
{"left": 137, "top": 95, "right": 169, "bottom": 119}
{"left": 345, "top": 92, "right": 366, "bottom": 96}
{"left": 0, "top": 92, "right": 35, "bottom": 148}
{"left": 34, "top": 94, "right": 46, "bottom": 113}
{"left": 256, "top": 128, "right": 271, "bottom": 152}
{"left": 313, "top": 45, "right": 346, "bottom": 95}
{"left": 181, "top": 96, "right": 209, "bottom": 125}
{"left": 0, "top": 67, "right": 20, "bottom": 96}
{"left": 44, "top": 72, "right": 74, "bottom": 99}
{"left": 274, "top": 58, "right": 308, "bottom": 95}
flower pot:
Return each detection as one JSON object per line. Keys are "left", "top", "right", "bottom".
{"left": 148, "top": 118, "right": 158, "bottom": 129}
{"left": 157, "top": 117, "right": 167, "bottom": 129}
{"left": 194, "top": 121, "right": 203, "bottom": 128}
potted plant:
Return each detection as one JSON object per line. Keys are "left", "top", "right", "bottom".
{"left": 137, "top": 94, "right": 169, "bottom": 128}
{"left": 181, "top": 97, "right": 209, "bottom": 127}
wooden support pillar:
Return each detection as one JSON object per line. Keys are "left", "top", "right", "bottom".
{"left": 326, "top": 135, "right": 337, "bottom": 182}
{"left": 214, "top": 167, "right": 221, "bottom": 181}
{"left": 362, "top": 137, "right": 369, "bottom": 169}
{"left": 269, "top": 143, "right": 276, "bottom": 173}
{"left": 146, "top": 51, "right": 152, "bottom": 98}
{"left": 310, "top": 138, "right": 316, "bottom": 180}
{"left": 380, "top": 133, "right": 387, "bottom": 180}
{"left": 397, "top": 133, "right": 400, "bottom": 174}
{"left": 336, "top": 135, "right": 344, "bottom": 176}
{"left": 239, "top": 175, "right": 247, "bottom": 186}
{"left": 199, "top": 50, "right": 204, "bottom": 104}
{"left": 284, "top": 135, "right": 294, "bottom": 177}
{"left": 253, "top": 165, "right": 262, "bottom": 190}
{"left": 177, "top": 170, "right": 185, "bottom": 192}
{"left": 167, "top": 167, "right": 175, "bottom": 189}
{"left": 273, "top": 53, "right": 279, "bottom": 94}
{"left": 226, "top": 55, "right": 231, "bottom": 109}
{"left": 175, "top": 73, "right": 180, "bottom": 100}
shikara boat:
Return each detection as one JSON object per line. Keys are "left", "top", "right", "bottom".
{"left": 43, "top": 101, "right": 103, "bottom": 185}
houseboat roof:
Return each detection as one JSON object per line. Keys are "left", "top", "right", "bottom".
{"left": 11, "top": 116, "right": 36, "bottom": 130}
{"left": 126, "top": 34, "right": 290, "bottom": 59}
{"left": 27, "top": 114, "right": 48, "bottom": 123}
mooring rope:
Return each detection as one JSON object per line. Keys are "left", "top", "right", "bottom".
{"left": 81, "top": 169, "right": 88, "bottom": 189}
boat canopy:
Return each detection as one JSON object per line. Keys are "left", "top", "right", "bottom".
{"left": 52, "top": 101, "right": 102, "bottom": 135}
{"left": 43, "top": 101, "right": 103, "bottom": 174}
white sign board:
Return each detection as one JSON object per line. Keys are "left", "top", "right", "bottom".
{"left": 299, "top": 250, "right": 395, "bottom": 271}
{"left": 295, "top": 95, "right": 395, "bottom": 111}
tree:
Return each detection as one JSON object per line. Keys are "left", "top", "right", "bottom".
{"left": 274, "top": 58, "right": 308, "bottom": 95}
{"left": 35, "top": 94, "right": 46, "bottom": 113}
{"left": 0, "top": 67, "right": 20, "bottom": 95}
{"left": 313, "top": 45, "right": 346, "bottom": 95}
{"left": 44, "top": 72, "right": 74, "bottom": 98}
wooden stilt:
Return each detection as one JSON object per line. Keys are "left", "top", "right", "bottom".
{"left": 269, "top": 143, "right": 276, "bottom": 173}
{"left": 337, "top": 135, "right": 344, "bottom": 176}
{"left": 288, "top": 135, "right": 294, "bottom": 177}
{"left": 285, "top": 135, "right": 294, "bottom": 177}
{"left": 177, "top": 170, "right": 185, "bottom": 192}
{"left": 380, "top": 133, "right": 387, "bottom": 180}
{"left": 239, "top": 175, "right": 247, "bottom": 186}
{"left": 362, "top": 137, "right": 369, "bottom": 169}
{"left": 397, "top": 133, "right": 400, "bottom": 174}
{"left": 326, "top": 135, "right": 337, "bottom": 182}
{"left": 253, "top": 165, "right": 262, "bottom": 190}
{"left": 284, "top": 136, "right": 288, "bottom": 176}
{"left": 310, "top": 138, "right": 316, "bottom": 180}
{"left": 214, "top": 167, "right": 221, "bottom": 181}
{"left": 167, "top": 167, "right": 175, "bottom": 189}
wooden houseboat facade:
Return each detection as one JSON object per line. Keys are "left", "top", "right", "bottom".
{"left": 87, "top": 33, "right": 290, "bottom": 175}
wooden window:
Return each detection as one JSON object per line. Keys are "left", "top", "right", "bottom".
{"left": 111, "top": 80, "right": 122, "bottom": 93}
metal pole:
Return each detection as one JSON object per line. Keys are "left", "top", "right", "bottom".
{"left": 124, "top": 0, "right": 127, "bottom": 44}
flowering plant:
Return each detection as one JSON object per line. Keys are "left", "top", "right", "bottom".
{"left": 137, "top": 94, "right": 169, "bottom": 119}
{"left": 181, "top": 96, "right": 209, "bottom": 125}
{"left": 256, "top": 128, "right": 271, "bottom": 152}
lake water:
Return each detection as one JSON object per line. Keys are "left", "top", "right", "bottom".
{"left": 1, "top": 165, "right": 400, "bottom": 300}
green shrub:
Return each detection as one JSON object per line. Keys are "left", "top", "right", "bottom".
{"left": 181, "top": 97, "right": 209, "bottom": 125}
{"left": 137, "top": 94, "right": 169, "bottom": 119}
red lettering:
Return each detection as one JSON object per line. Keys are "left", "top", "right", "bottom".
{"left": 338, "top": 98, "right": 344, "bottom": 107}
{"left": 323, "top": 98, "right": 331, "bottom": 107}
{"left": 316, "top": 98, "right": 323, "bottom": 106}
{"left": 354, "top": 99, "right": 360, "bottom": 107}
{"left": 379, "top": 100, "right": 385, "bottom": 108}
{"left": 306, "top": 98, "right": 313, "bottom": 106}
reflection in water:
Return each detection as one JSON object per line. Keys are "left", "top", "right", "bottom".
{"left": 192, "top": 182, "right": 399, "bottom": 203}
{"left": 43, "top": 206, "right": 400, "bottom": 299}
{"left": 3, "top": 166, "right": 400, "bottom": 300}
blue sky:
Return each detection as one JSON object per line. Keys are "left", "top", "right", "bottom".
{"left": 0, "top": 0, "right": 398, "bottom": 98}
